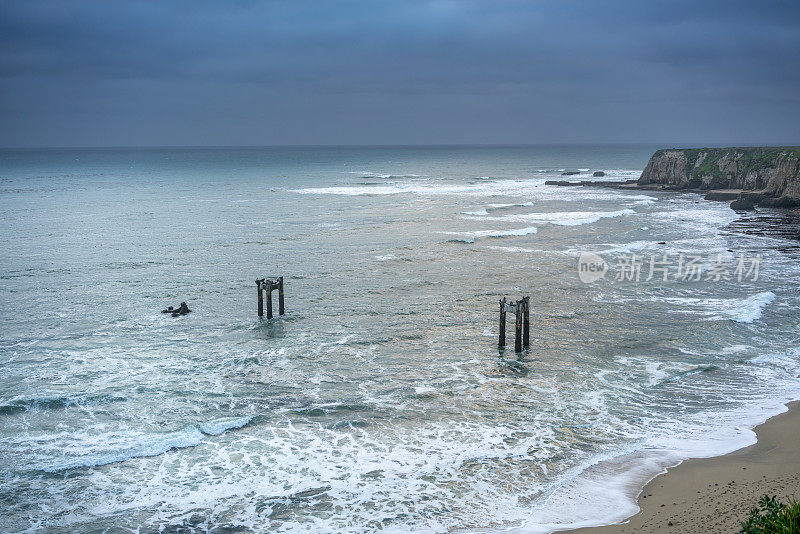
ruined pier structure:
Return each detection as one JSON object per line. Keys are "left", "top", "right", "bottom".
{"left": 499, "top": 296, "right": 530, "bottom": 352}
{"left": 256, "top": 277, "right": 285, "bottom": 318}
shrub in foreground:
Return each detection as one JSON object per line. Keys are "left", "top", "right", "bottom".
{"left": 739, "top": 495, "right": 800, "bottom": 533}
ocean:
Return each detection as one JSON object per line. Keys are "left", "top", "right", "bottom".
{"left": 1, "top": 145, "right": 798, "bottom": 533}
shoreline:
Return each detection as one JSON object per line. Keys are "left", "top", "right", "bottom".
{"left": 499, "top": 177, "right": 800, "bottom": 534}
{"left": 560, "top": 401, "right": 800, "bottom": 533}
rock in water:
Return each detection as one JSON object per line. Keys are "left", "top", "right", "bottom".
{"left": 593, "top": 171, "right": 605, "bottom": 177}
{"left": 730, "top": 198, "right": 755, "bottom": 211}
{"left": 165, "top": 302, "right": 192, "bottom": 316}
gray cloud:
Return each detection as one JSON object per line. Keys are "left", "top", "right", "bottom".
{"left": 1, "top": 0, "right": 798, "bottom": 147}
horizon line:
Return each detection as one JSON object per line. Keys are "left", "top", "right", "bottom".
{"left": 2, "top": 141, "right": 799, "bottom": 151}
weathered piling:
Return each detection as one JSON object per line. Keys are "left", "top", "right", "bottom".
{"left": 498, "top": 296, "right": 530, "bottom": 352}
{"left": 522, "top": 296, "right": 530, "bottom": 348}
{"left": 499, "top": 297, "right": 507, "bottom": 347}
{"left": 265, "top": 280, "right": 274, "bottom": 319}
{"left": 278, "top": 276, "right": 285, "bottom": 316}
{"left": 256, "top": 277, "right": 286, "bottom": 319}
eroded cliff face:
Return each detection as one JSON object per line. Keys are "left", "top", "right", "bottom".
{"left": 638, "top": 148, "right": 800, "bottom": 198}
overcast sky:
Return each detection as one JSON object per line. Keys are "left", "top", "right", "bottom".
{"left": 1, "top": 0, "right": 799, "bottom": 147}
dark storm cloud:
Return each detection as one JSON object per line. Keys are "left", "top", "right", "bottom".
{"left": 1, "top": 0, "right": 799, "bottom": 147}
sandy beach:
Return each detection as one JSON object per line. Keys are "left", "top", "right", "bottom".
{"left": 567, "top": 401, "right": 800, "bottom": 533}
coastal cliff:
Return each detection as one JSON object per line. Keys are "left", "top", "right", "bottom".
{"left": 638, "top": 147, "right": 800, "bottom": 206}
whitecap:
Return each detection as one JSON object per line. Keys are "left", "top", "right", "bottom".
{"left": 587, "top": 240, "right": 657, "bottom": 255}
{"left": 198, "top": 416, "right": 253, "bottom": 436}
{"left": 46, "top": 426, "right": 206, "bottom": 472}
{"left": 467, "top": 209, "right": 635, "bottom": 227}
{"left": 655, "top": 291, "right": 776, "bottom": 323}
{"left": 441, "top": 226, "right": 539, "bottom": 240}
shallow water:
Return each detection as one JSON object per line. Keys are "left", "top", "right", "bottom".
{"left": 1, "top": 146, "right": 798, "bottom": 533}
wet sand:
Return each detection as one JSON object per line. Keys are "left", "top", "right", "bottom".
{"left": 567, "top": 402, "right": 800, "bottom": 533}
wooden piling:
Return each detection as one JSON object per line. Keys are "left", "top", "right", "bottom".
{"left": 256, "top": 276, "right": 287, "bottom": 318}
{"left": 266, "top": 281, "right": 274, "bottom": 319}
{"left": 499, "top": 297, "right": 507, "bottom": 347}
{"left": 257, "top": 280, "right": 264, "bottom": 317}
{"left": 522, "top": 296, "right": 530, "bottom": 348}
{"left": 498, "top": 296, "right": 530, "bottom": 352}
{"left": 278, "top": 276, "right": 285, "bottom": 316}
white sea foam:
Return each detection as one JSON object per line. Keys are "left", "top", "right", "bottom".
{"left": 468, "top": 209, "right": 636, "bottom": 227}
{"left": 441, "top": 226, "right": 539, "bottom": 240}
{"left": 655, "top": 291, "right": 776, "bottom": 323}
{"left": 592, "top": 240, "right": 657, "bottom": 254}
{"left": 749, "top": 348, "right": 800, "bottom": 370}
{"left": 293, "top": 180, "right": 531, "bottom": 196}
{"left": 510, "top": 448, "right": 676, "bottom": 533}
{"left": 512, "top": 396, "right": 799, "bottom": 534}
{"left": 55, "top": 419, "right": 566, "bottom": 533}
{"left": 44, "top": 426, "right": 207, "bottom": 471}
{"left": 572, "top": 234, "right": 731, "bottom": 257}
{"left": 731, "top": 292, "right": 777, "bottom": 323}
{"left": 198, "top": 416, "right": 253, "bottom": 436}
{"left": 487, "top": 202, "right": 536, "bottom": 209}
{"left": 485, "top": 245, "right": 562, "bottom": 254}
{"left": 39, "top": 416, "right": 254, "bottom": 472}
{"left": 346, "top": 171, "right": 426, "bottom": 179}
{"left": 653, "top": 199, "right": 739, "bottom": 234}
{"left": 292, "top": 178, "right": 647, "bottom": 201}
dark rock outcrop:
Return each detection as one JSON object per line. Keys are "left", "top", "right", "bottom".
{"left": 740, "top": 191, "right": 770, "bottom": 204}
{"left": 593, "top": 171, "right": 605, "bottom": 177}
{"left": 704, "top": 190, "right": 740, "bottom": 201}
{"left": 759, "top": 196, "right": 800, "bottom": 209}
{"left": 730, "top": 198, "right": 755, "bottom": 211}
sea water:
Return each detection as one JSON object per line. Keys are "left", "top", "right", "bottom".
{"left": 1, "top": 146, "right": 798, "bottom": 533}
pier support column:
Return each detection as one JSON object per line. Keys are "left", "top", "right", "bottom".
{"left": 278, "top": 276, "right": 285, "bottom": 316}
{"left": 499, "top": 297, "right": 506, "bottom": 348}
{"left": 257, "top": 280, "right": 264, "bottom": 317}
{"left": 514, "top": 303, "right": 523, "bottom": 353}
{"left": 522, "top": 296, "right": 530, "bottom": 348}
{"left": 266, "top": 281, "right": 273, "bottom": 319}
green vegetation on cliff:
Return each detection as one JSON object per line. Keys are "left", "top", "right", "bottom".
{"left": 640, "top": 146, "right": 800, "bottom": 196}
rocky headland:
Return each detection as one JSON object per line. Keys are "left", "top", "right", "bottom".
{"left": 638, "top": 147, "right": 800, "bottom": 209}
{"left": 547, "top": 147, "right": 800, "bottom": 212}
